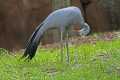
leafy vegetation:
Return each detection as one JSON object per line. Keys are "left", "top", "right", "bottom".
{"left": 1, "top": 38, "right": 120, "bottom": 80}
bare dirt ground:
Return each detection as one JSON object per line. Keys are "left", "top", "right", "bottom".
{"left": 41, "top": 31, "right": 120, "bottom": 49}
{"left": 14, "top": 31, "right": 120, "bottom": 54}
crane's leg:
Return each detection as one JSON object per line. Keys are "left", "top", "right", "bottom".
{"left": 60, "top": 31, "right": 64, "bottom": 62}
{"left": 65, "top": 31, "right": 70, "bottom": 64}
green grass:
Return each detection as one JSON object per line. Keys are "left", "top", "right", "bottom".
{"left": 1, "top": 39, "right": 120, "bottom": 80}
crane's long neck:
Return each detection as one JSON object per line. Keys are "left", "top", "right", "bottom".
{"left": 76, "top": 11, "right": 90, "bottom": 36}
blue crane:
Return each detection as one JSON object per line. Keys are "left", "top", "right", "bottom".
{"left": 22, "top": 6, "right": 91, "bottom": 62}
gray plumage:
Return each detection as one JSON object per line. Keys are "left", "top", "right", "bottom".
{"left": 22, "top": 6, "right": 91, "bottom": 60}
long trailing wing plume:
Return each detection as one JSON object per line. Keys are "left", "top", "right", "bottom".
{"left": 21, "top": 22, "right": 44, "bottom": 60}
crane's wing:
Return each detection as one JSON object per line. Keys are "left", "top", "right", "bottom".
{"left": 21, "top": 23, "right": 44, "bottom": 60}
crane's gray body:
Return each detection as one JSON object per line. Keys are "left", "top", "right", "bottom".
{"left": 43, "top": 6, "right": 84, "bottom": 29}
{"left": 35, "top": 6, "right": 89, "bottom": 43}
{"left": 22, "top": 6, "right": 91, "bottom": 60}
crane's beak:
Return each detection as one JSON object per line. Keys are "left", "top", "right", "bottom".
{"left": 78, "top": 23, "right": 91, "bottom": 36}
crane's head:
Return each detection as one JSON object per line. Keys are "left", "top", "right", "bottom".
{"left": 78, "top": 23, "right": 91, "bottom": 36}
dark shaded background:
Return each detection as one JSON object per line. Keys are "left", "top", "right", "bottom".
{"left": 0, "top": 0, "right": 120, "bottom": 50}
